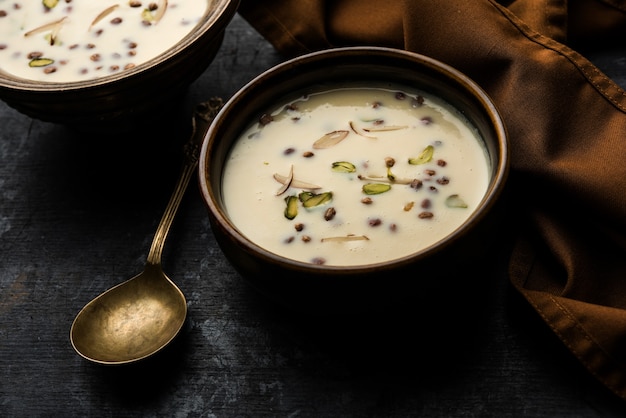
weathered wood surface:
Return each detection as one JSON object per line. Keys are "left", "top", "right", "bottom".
{"left": 2, "top": 14, "right": 626, "bottom": 417}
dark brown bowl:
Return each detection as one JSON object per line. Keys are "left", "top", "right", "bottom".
{"left": 0, "top": 0, "right": 239, "bottom": 131}
{"left": 199, "top": 47, "right": 509, "bottom": 314}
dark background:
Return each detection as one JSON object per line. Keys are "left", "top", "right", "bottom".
{"left": 2, "top": 13, "right": 626, "bottom": 417}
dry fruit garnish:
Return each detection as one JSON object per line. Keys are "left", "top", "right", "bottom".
{"left": 274, "top": 166, "right": 322, "bottom": 192}
{"left": 445, "top": 194, "right": 468, "bottom": 208}
{"left": 324, "top": 207, "right": 336, "bottom": 221}
{"left": 24, "top": 17, "right": 67, "bottom": 46}
{"left": 284, "top": 195, "right": 298, "bottom": 220}
{"left": 275, "top": 165, "right": 294, "bottom": 196}
{"left": 142, "top": 0, "right": 168, "bottom": 24}
{"left": 408, "top": 145, "right": 434, "bottom": 165}
{"left": 28, "top": 58, "right": 54, "bottom": 67}
{"left": 313, "top": 130, "right": 349, "bottom": 149}
{"left": 385, "top": 157, "right": 396, "bottom": 181}
{"left": 363, "top": 125, "right": 408, "bottom": 132}
{"left": 357, "top": 174, "right": 414, "bottom": 185}
{"left": 331, "top": 161, "right": 356, "bottom": 173}
{"left": 349, "top": 121, "right": 376, "bottom": 138}
{"left": 42, "top": 0, "right": 59, "bottom": 9}
{"left": 362, "top": 183, "right": 391, "bottom": 195}
{"left": 89, "top": 5, "right": 120, "bottom": 31}
{"left": 321, "top": 235, "right": 369, "bottom": 242}
{"left": 299, "top": 191, "right": 333, "bottom": 208}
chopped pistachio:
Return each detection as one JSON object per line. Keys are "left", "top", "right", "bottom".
{"left": 313, "top": 130, "right": 349, "bottom": 149}
{"left": 445, "top": 194, "right": 468, "bottom": 208}
{"left": 299, "top": 191, "right": 333, "bottom": 208}
{"left": 331, "top": 161, "right": 356, "bottom": 173}
{"left": 141, "top": 8, "right": 155, "bottom": 22}
{"left": 29, "top": 58, "right": 54, "bottom": 67}
{"left": 284, "top": 195, "right": 298, "bottom": 220}
{"left": 362, "top": 183, "right": 391, "bottom": 195}
{"left": 42, "top": 0, "right": 59, "bottom": 9}
{"left": 408, "top": 145, "right": 434, "bottom": 165}
{"left": 298, "top": 191, "right": 314, "bottom": 203}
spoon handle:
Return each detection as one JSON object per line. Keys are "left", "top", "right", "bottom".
{"left": 146, "top": 98, "right": 224, "bottom": 266}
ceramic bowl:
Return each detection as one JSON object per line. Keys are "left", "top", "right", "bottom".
{"left": 0, "top": 0, "right": 239, "bottom": 130}
{"left": 199, "top": 46, "right": 509, "bottom": 313}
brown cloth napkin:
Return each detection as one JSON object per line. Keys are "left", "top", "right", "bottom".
{"left": 238, "top": 0, "right": 626, "bottom": 401}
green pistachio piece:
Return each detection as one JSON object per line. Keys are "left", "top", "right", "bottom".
{"left": 284, "top": 195, "right": 298, "bottom": 220}
{"left": 43, "top": 0, "right": 59, "bottom": 9}
{"left": 362, "top": 183, "right": 391, "bottom": 195}
{"left": 141, "top": 9, "right": 155, "bottom": 22}
{"left": 331, "top": 161, "right": 356, "bottom": 173}
{"left": 298, "top": 191, "right": 314, "bottom": 203}
{"left": 408, "top": 145, "right": 434, "bottom": 165}
{"left": 300, "top": 191, "right": 333, "bottom": 208}
{"left": 28, "top": 58, "right": 54, "bottom": 67}
{"left": 445, "top": 194, "right": 468, "bottom": 208}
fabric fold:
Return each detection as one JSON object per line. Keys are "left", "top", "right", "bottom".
{"left": 238, "top": 0, "right": 626, "bottom": 401}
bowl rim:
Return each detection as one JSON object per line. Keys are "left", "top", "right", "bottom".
{"left": 0, "top": 0, "right": 240, "bottom": 91}
{"left": 199, "top": 46, "right": 509, "bottom": 273}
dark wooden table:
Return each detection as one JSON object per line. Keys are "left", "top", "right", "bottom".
{"left": 2, "top": 13, "right": 626, "bottom": 417}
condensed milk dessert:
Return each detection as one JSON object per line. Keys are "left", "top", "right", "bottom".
{"left": 222, "top": 86, "right": 491, "bottom": 266}
{"left": 0, "top": 0, "right": 209, "bottom": 82}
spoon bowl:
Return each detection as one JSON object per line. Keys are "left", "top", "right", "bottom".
{"left": 70, "top": 98, "right": 223, "bottom": 364}
{"left": 70, "top": 265, "right": 186, "bottom": 364}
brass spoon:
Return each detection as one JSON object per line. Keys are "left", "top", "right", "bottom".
{"left": 70, "top": 98, "right": 223, "bottom": 364}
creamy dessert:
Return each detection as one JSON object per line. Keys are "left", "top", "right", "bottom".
{"left": 222, "top": 86, "right": 491, "bottom": 266}
{"left": 0, "top": 0, "right": 209, "bottom": 82}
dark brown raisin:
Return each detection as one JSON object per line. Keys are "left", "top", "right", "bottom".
{"left": 259, "top": 113, "right": 273, "bottom": 126}
{"left": 368, "top": 218, "right": 382, "bottom": 227}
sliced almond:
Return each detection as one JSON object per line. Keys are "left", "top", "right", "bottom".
{"left": 312, "top": 130, "right": 349, "bottom": 149}
{"left": 89, "top": 4, "right": 120, "bottom": 31}
{"left": 349, "top": 121, "right": 376, "bottom": 139}
{"left": 152, "top": 0, "right": 168, "bottom": 24}
{"left": 321, "top": 235, "right": 370, "bottom": 242}
{"left": 24, "top": 17, "right": 66, "bottom": 38}
{"left": 273, "top": 173, "right": 322, "bottom": 190}
{"left": 363, "top": 125, "right": 408, "bottom": 132}
{"left": 275, "top": 165, "right": 294, "bottom": 196}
